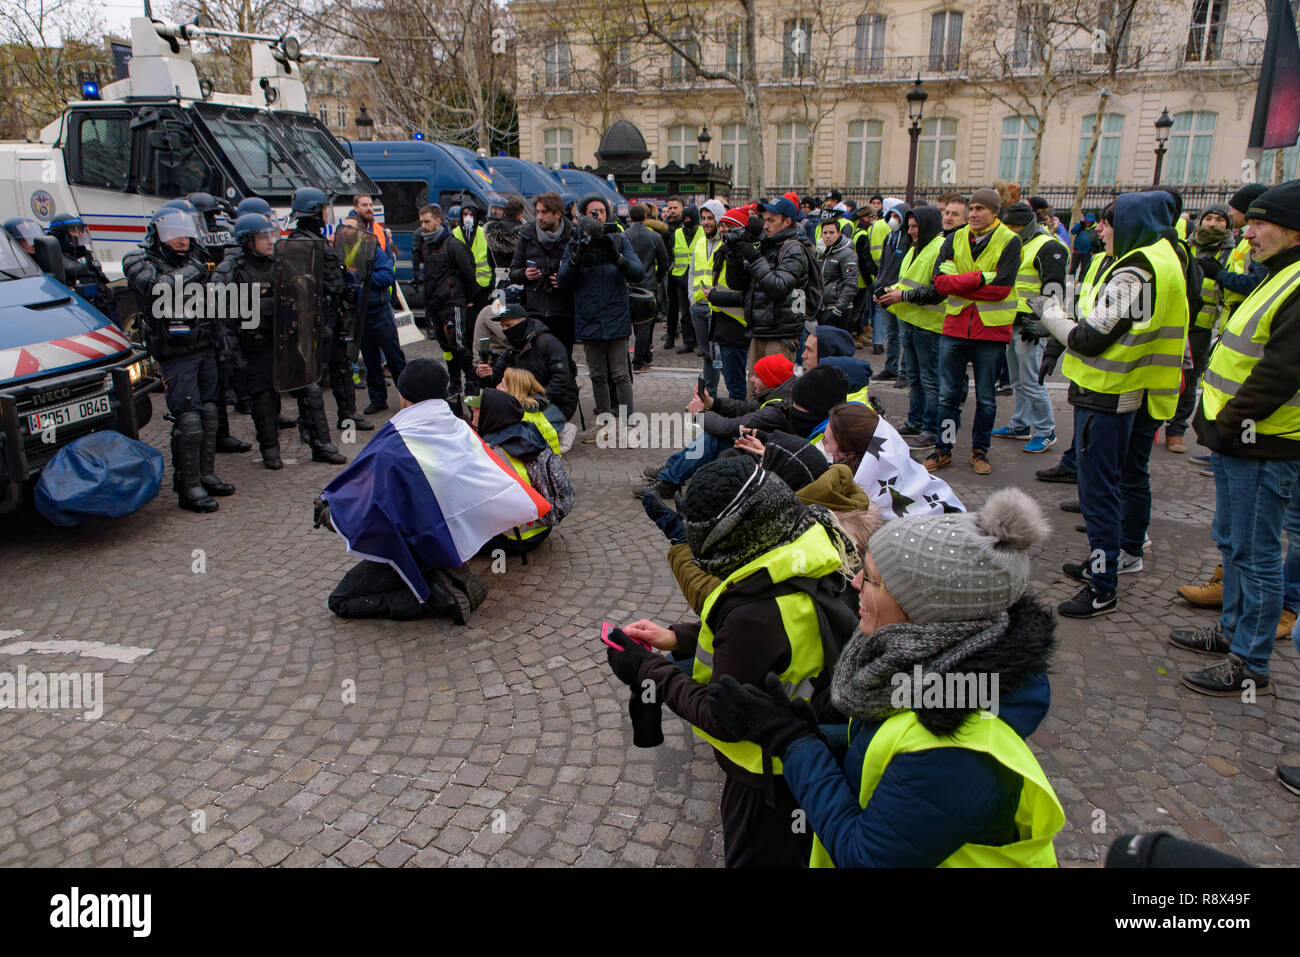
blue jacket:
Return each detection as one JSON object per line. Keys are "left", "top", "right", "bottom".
{"left": 366, "top": 243, "right": 397, "bottom": 321}
{"left": 556, "top": 194, "right": 644, "bottom": 342}
{"left": 814, "top": 325, "right": 872, "bottom": 390}
{"left": 782, "top": 672, "right": 1051, "bottom": 867}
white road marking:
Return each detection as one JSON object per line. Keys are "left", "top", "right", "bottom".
{"left": 0, "top": 638, "right": 153, "bottom": 664}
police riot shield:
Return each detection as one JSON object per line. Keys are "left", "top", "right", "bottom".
{"left": 272, "top": 238, "right": 325, "bottom": 393}
{"left": 335, "top": 224, "right": 377, "bottom": 362}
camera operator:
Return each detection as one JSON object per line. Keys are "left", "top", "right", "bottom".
{"left": 724, "top": 196, "right": 819, "bottom": 398}
{"left": 509, "top": 192, "right": 576, "bottom": 354}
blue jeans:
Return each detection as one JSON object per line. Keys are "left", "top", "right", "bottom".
{"left": 1004, "top": 334, "right": 1055, "bottom": 438}
{"left": 658, "top": 431, "right": 725, "bottom": 486}
{"left": 873, "top": 308, "right": 900, "bottom": 376}
{"left": 1074, "top": 405, "right": 1160, "bottom": 595}
{"left": 703, "top": 343, "right": 747, "bottom": 401}
{"left": 1212, "top": 454, "right": 1300, "bottom": 675}
{"left": 360, "top": 305, "right": 407, "bottom": 406}
{"left": 1286, "top": 482, "right": 1300, "bottom": 612}
{"left": 935, "top": 336, "right": 1003, "bottom": 455}
{"left": 901, "top": 323, "right": 941, "bottom": 435}
{"left": 1060, "top": 436, "right": 1077, "bottom": 472}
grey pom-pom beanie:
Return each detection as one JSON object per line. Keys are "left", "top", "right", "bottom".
{"left": 867, "top": 487, "right": 1049, "bottom": 623}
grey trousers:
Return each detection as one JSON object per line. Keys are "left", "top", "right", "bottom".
{"left": 583, "top": 337, "right": 633, "bottom": 416}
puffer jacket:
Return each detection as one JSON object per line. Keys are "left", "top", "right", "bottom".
{"left": 727, "top": 224, "right": 817, "bottom": 341}
{"left": 555, "top": 193, "right": 643, "bottom": 342}
{"left": 819, "top": 233, "right": 858, "bottom": 316}
{"left": 482, "top": 317, "right": 578, "bottom": 420}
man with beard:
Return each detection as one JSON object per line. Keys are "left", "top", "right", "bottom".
{"left": 509, "top": 192, "right": 576, "bottom": 353}
{"left": 415, "top": 203, "right": 478, "bottom": 395}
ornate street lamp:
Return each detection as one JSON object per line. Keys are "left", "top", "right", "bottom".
{"left": 355, "top": 104, "right": 374, "bottom": 142}
{"left": 697, "top": 125, "right": 712, "bottom": 164}
{"left": 905, "top": 76, "right": 928, "bottom": 205}
{"left": 1152, "top": 107, "right": 1173, "bottom": 186}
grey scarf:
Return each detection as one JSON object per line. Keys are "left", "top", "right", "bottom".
{"left": 830, "top": 612, "right": 1009, "bottom": 722}
{"left": 537, "top": 221, "right": 565, "bottom": 246}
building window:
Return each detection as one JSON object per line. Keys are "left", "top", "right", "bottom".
{"left": 1077, "top": 113, "right": 1125, "bottom": 184}
{"left": 775, "top": 121, "right": 809, "bottom": 186}
{"left": 998, "top": 115, "right": 1038, "bottom": 182}
{"left": 854, "top": 14, "right": 886, "bottom": 73}
{"left": 725, "top": 25, "right": 742, "bottom": 73}
{"left": 613, "top": 40, "right": 634, "bottom": 86}
{"left": 1260, "top": 142, "right": 1300, "bottom": 183}
{"left": 317, "top": 106, "right": 329, "bottom": 125}
{"left": 336, "top": 104, "right": 346, "bottom": 129}
{"left": 929, "top": 10, "right": 963, "bottom": 71}
{"left": 1166, "top": 110, "right": 1216, "bottom": 184}
{"left": 783, "top": 18, "right": 812, "bottom": 77}
{"left": 1013, "top": 4, "right": 1048, "bottom": 68}
{"left": 916, "top": 117, "right": 957, "bottom": 186}
{"left": 1186, "top": 0, "right": 1228, "bottom": 63}
{"left": 665, "top": 124, "right": 694, "bottom": 167}
{"left": 668, "top": 29, "right": 698, "bottom": 82}
{"left": 544, "top": 36, "right": 572, "bottom": 89}
{"left": 845, "top": 119, "right": 883, "bottom": 187}
{"left": 543, "top": 127, "right": 573, "bottom": 167}
{"left": 720, "top": 123, "right": 748, "bottom": 184}
{"left": 1095, "top": 1, "right": 1132, "bottom": 64}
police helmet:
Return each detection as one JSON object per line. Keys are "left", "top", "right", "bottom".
{"left": 3, "top": 217, "right": 44, "bottom": 246}
{"left": 187, "top": 192, "right": 232, "bottom": 227}
{"left": 291, "top": 187, "right": 330, "bottom": 217}
{"left": 235, "top": 196, "right": 273, "bottom": 217}
{"left": 151, "top": 207, "right": 201, "bottom": 246}
{"left": 447, "top": 205, "right": 461, "bottom": 223}
{"left": 233, "top": 213, "right": 278, "bottom": 247}
{"left": 48, "top": 213, "right": 87, "bottom": 238}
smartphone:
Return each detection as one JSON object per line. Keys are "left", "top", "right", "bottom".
{"left": 600, "top": 621, "right": 652, "bottom": 650}
{"left": 696, "top": 377, "right": 707, "bottom": 401}
{"left": 478, "top": 337, "right": 492, "bottom": 363}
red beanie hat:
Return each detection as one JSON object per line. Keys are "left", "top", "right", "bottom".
{"left": 721, "top": 207, "right": 750, "bottom": 228}
{"left": 783, "top": 191, "right": 800, "bottom": 207}
{"left": 753, "top": 354, "right": 795, "bottom": 390}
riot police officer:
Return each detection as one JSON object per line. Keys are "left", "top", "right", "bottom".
{"left": 48, "top": 213, "right": 119, "bottom": 327}
{"left": 288, "top": 187, "right": 372, "bottom": 431}
{"left": 215, "top": 213, "right": 348, "bottom": 469}
{"left": 3, "top": 217, "right": 43, "bottom": 257}
{"left": 188, "top": 192, "right": 235, "bottom": 255}
{"left": 122, "top": 208, "right": 234, "bottom": 513}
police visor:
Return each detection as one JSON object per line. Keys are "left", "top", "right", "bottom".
{"left": 155, "top": 209, "right": 201, "bottom": 244}
{"left": 8, "top": 220, "right": 44, "bottom": 244}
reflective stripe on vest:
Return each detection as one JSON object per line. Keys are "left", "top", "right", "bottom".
{"left": 672, "top": 229, "right": 693, "bottom": 276}
{"left": 1191, "top": 242, "right": 1229, "bottom": 330}
{"left": 454, "top": 226, "right": 492, "bottom": 288}
{"left": 944, "top": 223, "right": 1019, "bottom": 326}
{"left": 889, "top": 234, "right": 946, "bottom": 333}
{"left": 809, "top": 710, "right": 1066, "bottom": 868}
{"left": 1061, "top": 239, "right": 1188, "bottom": 420}
{"left": 1221, "top": 237, "right": 1253, "bottom": 309}
{"left": 1014, "top": 233, "right": 1066, "bottom": 314}
{"left": 690, "top": 524, "right": 843, "bottom": 775}
{"left": 1201, "top": 258, "right": 1300, "bottom": 436}
{"left": 523, "top": 409, "right": 562, "bottom": 455}
{"left": 693, "top": 235, "right": 721, "bottom": 302}
{"left": 500, "top": 450, "right": 549, "bottom": 540}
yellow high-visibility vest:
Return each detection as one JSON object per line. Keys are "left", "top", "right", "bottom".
{"left": 1221, "top": 237, "right": 1254, "bottom": 312}
{"left": 809, "top": 710, "right": 1065, "bottom": 868}
{"left": 1200, "top": 257, "right": 1300, "bottom": 439}
{"left": 672, "top": 228, "right": 694, "bottom": 277}
{"left": 943, "top": 223, "right": 1019, "bottom": 326}
{"left": 454, "top": 225, "right": 492, "bottom": 289}
{"left": 1062, "top": 238, "right": 1188, "bottom": 420}
{"left": 499, "top": 449, "right": 550, "bottom": 540}
{"left": 1014, "top": 232, "right": 1068, "bottom": 314}
{"left": 888, "top": 234, "right": 947, "bottom": 333}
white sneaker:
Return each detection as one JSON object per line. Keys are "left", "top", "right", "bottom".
{"left": 1118, "top": 551, "right": 1143, "bottom": 574}
{"left": 559, "top": 422, "right": 577, "bottom": 453}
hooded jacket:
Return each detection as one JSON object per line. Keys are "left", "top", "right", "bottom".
{"left": 484, "top": 216, "right": 523, "bottom": 273}
{"left": 874, "top": 201, "right": 912, "bottom": 291}
{"left": 555, "top": 193, "right": 644, "bottom": 341}
{"left": 819, "top": 231, "right": 859, "bottom": 314}
{"left": 814, "top": 325, "right": 873, "bottom": 391}
{"left": 728, "top": 224, "right": 817, "bottom": 340}
{"left": 623, "top": 221, "right": 670, "bottom": 294}
{"left": 781, "top": 595, "right": 1055, "bottom": 867}
{"left": 482, "top": 317, "right": 578, "bottom": 420}
{"left": 476, "top": 388, "right": 549, "bottom": 459}
{"left": 416, "top": 223, "right": 477, "bottom": 320}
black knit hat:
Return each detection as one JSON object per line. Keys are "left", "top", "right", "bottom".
{"left": 397, "top": 358, "right": 449, "bottom": 403}
{"left": 1002, "top": 201, "right": 1036, "bottom": 227}
{"left": 761, "top": 431, "right": 830, "bottom": 490}
{"left": 1229, "top": 183, "right": 1269, "bottom": 214}
{"left": 681, "top": 457, "right": 760, "bottom": 524}
{"left": 1245, "top": 179, "right": 1300, "bottom": 232}
{"left": 791, "top": 364, "right": 851, "bottom": 419}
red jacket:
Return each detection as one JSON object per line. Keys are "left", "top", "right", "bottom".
{"left": 935, "top": 271, "right": 1015, "bottom": 343}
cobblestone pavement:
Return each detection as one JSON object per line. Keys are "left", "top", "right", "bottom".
{"left": 0, "top": 337, "right": 1296, "bottom": 867}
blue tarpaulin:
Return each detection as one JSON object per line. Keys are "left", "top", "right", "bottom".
{"left": 33, "top": 431, "right": 163, "bottom": 526}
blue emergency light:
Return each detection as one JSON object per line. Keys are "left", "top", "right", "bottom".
{"left": 413, "top": 132, "right": 424, "bottom": 140}
{"left": 80, "top": 74, "right": 101, "bottom": 100}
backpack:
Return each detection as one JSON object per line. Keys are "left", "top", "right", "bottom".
{"left": 782, "top": 234, "right": 824, "bottom": 321}
{"left": 523, "top": 449, "right": 574, "bottom": 527}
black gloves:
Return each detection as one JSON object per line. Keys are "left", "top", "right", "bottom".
{"left": 741, "top": 241, "right": 762, "bottom": 263}
{"left": 641, "top": 490, "right": 686, "bottom": 545}
{"left": 312, "top": 497, "right": 332, "bottom": 530}
{"left": 1018, "top": 325, "right": 1040, "bottom": 344}
{"left": 605, "top": 626, "right": 654, "bottom": 687}
{"left": 1038, "top": 348, "right": 1060, "bottom": 385}
{"left": 1197, "top": 256, "right": 1222, "bottom": 279}
{"left": 706, "top": 673, "right": 824, "bottom": 761}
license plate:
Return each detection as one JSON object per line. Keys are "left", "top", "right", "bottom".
{"left": 28, "top": 393, "right": 112, "bottom": 432}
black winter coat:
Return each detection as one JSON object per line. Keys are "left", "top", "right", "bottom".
{"left": 417, "top": 225, "right": 477, "bottom": 320}
{"left": 481, "top": 317, "right": 578, "bottom": 420}
{"left": 508, "top": 219, "right": 575, "bottom": 322}
{"left": 729, "top": 225, "right": 816, "bottom": 340}
{"left": 122, "top": 242, "right": 218, "bottom": 361}
{"left": 212, "top": 247, "right": 277, "bottom": 393}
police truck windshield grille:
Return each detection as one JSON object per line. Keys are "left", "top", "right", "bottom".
{"left": 194, "top": 104, "right": 377, "bottom": 197}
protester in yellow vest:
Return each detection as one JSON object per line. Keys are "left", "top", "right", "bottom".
{"left": 603, "top": 457, "right": 859, "bottom": 867}
{"left": 453, "top": 206, "right": 493, "bottom": 292}
{"left": 1173, "top": 179, "right": 1300, "bottom": 704}
{"left": 876, "top": 206, "right": 951, "bottom": 452}
{"left": 707, "top": 487, "right": 1064, "bottom": 867}
{"left": 1028, "top": 191, "right": 1187, "bottom": 620}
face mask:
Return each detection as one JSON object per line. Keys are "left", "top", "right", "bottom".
{"left": 888, "top": 217, "right": 900, "bottom": 232}
{"left": 816, "top": 238, "right": 826, "bottom": 254}
{"left": 505, "top": 321, "right": 528, "bottom": 345}
{"left": 462, "top": 217, "right": 474, "bottom": 231}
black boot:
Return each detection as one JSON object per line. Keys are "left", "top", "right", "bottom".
{"left": 334, "top": 374, "right": 374, "bottom": 430}
{"left": 198, "top": 402, "right": 236, "bottom": 496}
{"left": 214, "top": 396, "right": 250, "bottom": 452}
{"left": 299, "top": 384, "right": 347, "bottom": 464}
{"left": 275, "top": 394, "right": 296, "bottom": 430}
{"left": 174, "top": 412, "right": 219, "bottom": 512}
{"left": 251, "top": 392, "right": 283, "bottom": 469}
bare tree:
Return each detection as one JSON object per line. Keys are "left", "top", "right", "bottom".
{"left": 0, "top": 0, "right": 109, "bottom": 138}
{"left": 638, "top": 0, "right": 765, "bottom": 195}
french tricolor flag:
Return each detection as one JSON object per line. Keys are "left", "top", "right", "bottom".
{"left": 321, "top": 400, "right": 551, "bottom": 601}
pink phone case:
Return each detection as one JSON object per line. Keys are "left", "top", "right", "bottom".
{"left": 601, "top": 621, "right": 652, "bottom": 650}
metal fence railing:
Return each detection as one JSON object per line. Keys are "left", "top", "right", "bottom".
{"left": 722, "top": 184, "right": 1238, "bottom": 222}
